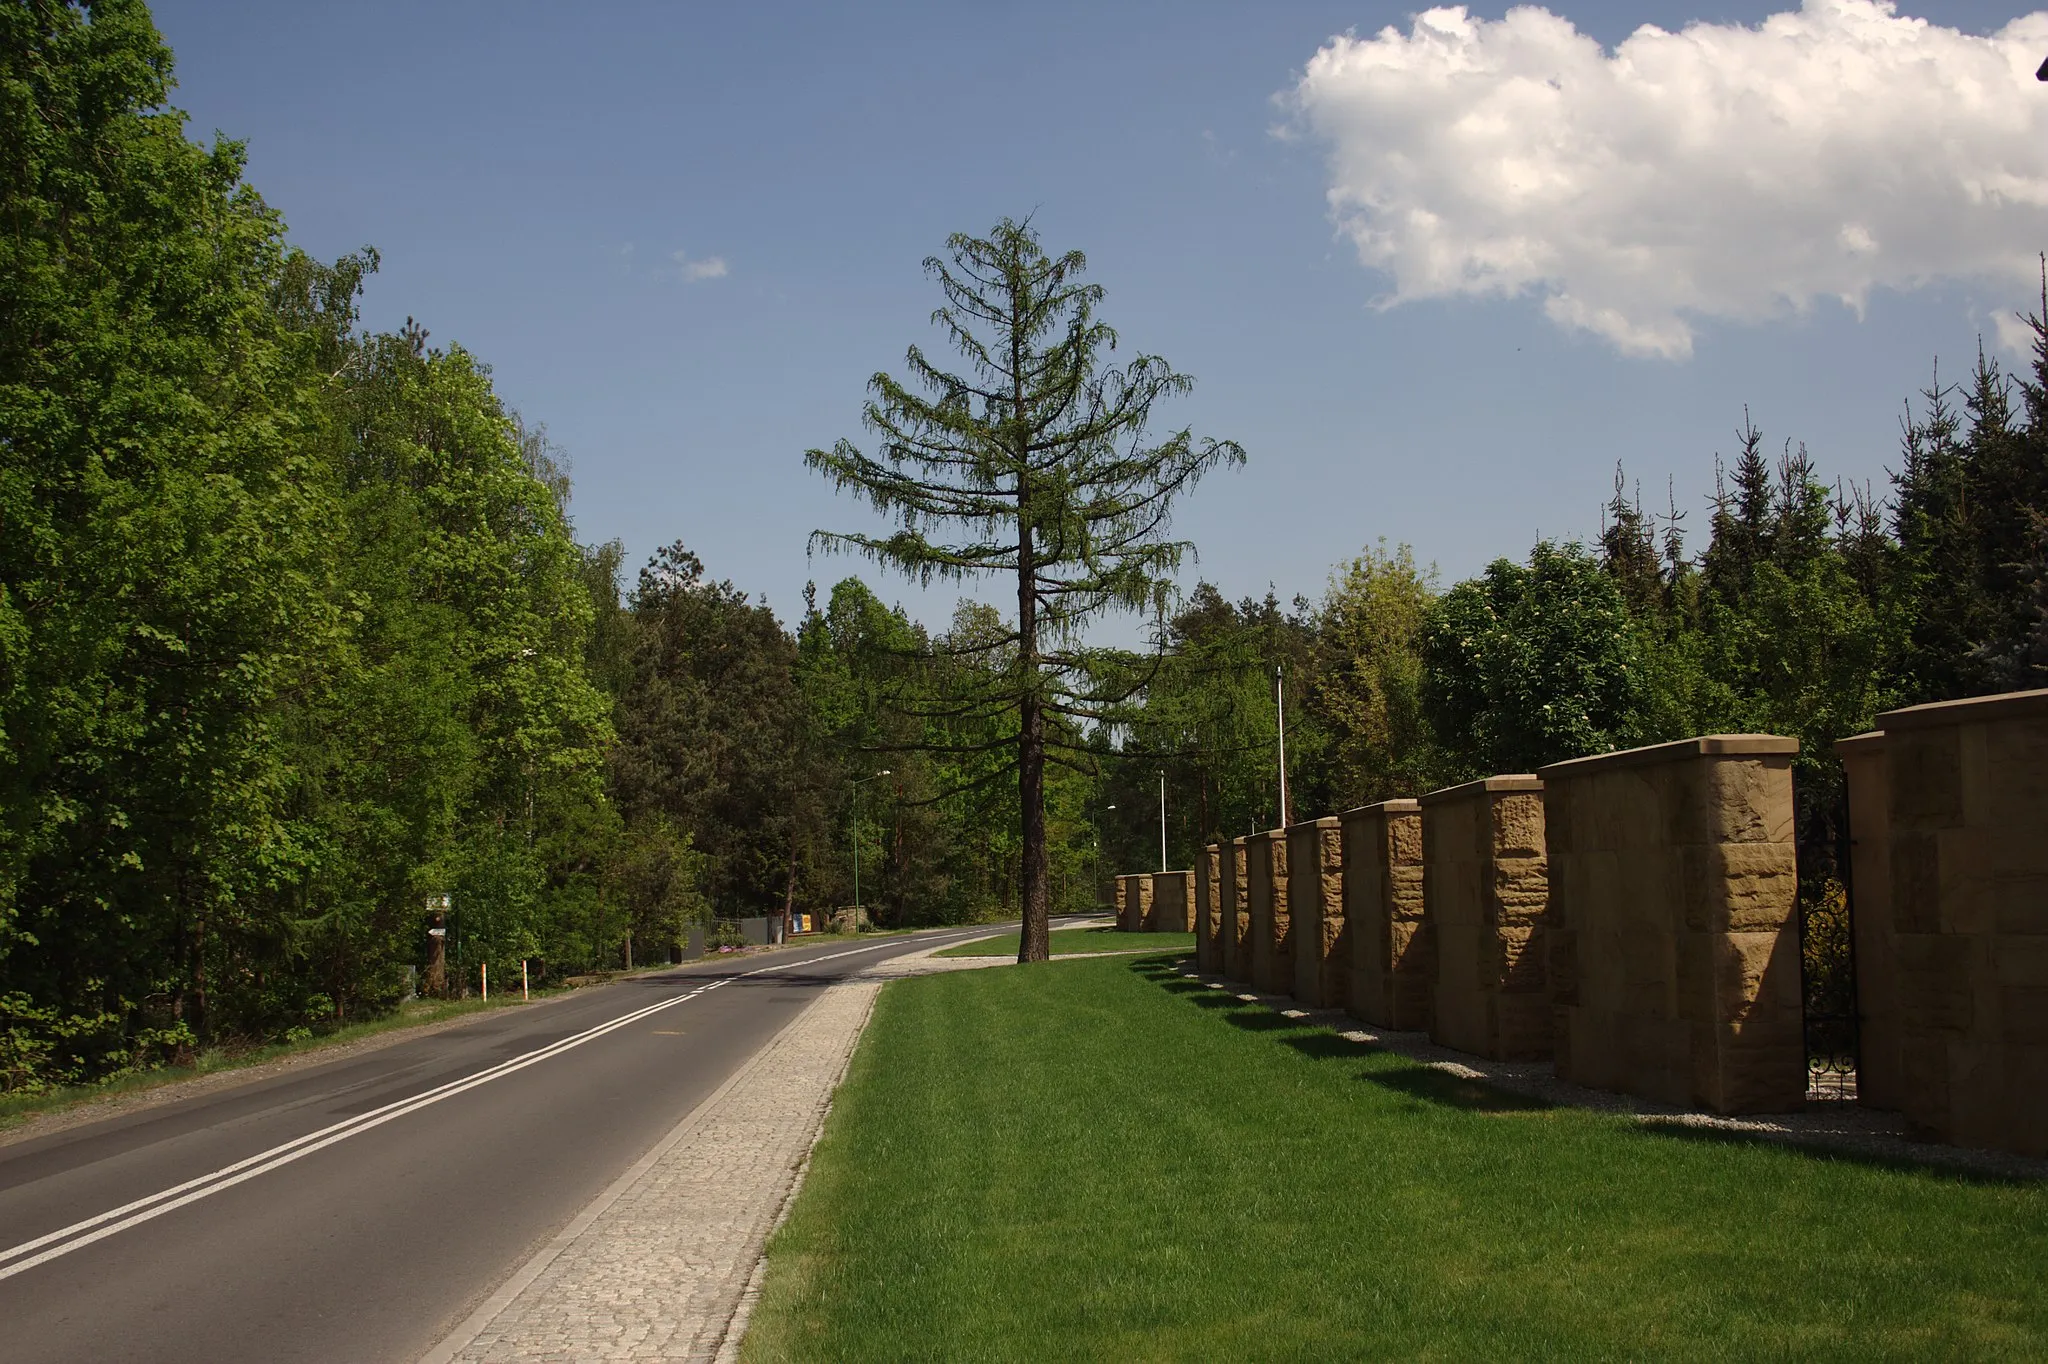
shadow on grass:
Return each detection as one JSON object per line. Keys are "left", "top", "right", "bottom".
{"left": 1279, "top": 1031, "right": 1383, "bottom": 1062}
{"left": 1366, "top": 1067, "right": 1554, "bottom": 1113}
{"left": 1226, "top": 1009, "right": 1316, "bottom": 1033}
{"left": 1127, "top": 958, "right": 1555, "bottom": 1116}
{"left": 1633, "top": 1117, "right": 2039, "bottom": 1184}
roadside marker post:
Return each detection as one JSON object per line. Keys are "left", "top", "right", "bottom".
{"left": 522, "top": 959, "right": 529, "bottom": 1002}
{"left": 481, "top": 962, "right": 488, "bottom": 1002}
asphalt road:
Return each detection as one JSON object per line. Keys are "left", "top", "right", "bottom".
{"left": 0, "top": 923, "right": 1013, "bottom": 1363}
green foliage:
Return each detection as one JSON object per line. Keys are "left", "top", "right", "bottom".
{"left": 0, "top": 2, "right": 614, "bottom": 1085}
{"left": 1422, "top": 541, "right": 1647, "bottom": 775}
{"left": 1312, "top": 541, "right": 1443, "bottom": 804}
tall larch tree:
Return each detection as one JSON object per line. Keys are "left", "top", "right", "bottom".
{"left": 805, "top": 219, "right": 1242, "bottom": 961}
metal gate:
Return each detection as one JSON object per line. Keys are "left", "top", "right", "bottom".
{"left": 1794, "top": 776, "right": 1859, "bottom": 1102}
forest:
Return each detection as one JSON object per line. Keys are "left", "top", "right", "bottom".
{"left": 4, "top": 1, "right": 2046, "bottom": 1091}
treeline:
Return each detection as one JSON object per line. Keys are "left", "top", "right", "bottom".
{"left": 2, "top": 3, "right": 1092, "bottom": 1092}
{"left": 9, "top": 3, "right": 2047, "bottom": 1093}
{"left": 1102, "top": 325, "right": 2048, "bottom": 882}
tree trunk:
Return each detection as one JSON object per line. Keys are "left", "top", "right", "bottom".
{"left": 1018, "top": 692, "right": 1050, "bottom": 961}
{"left": 1017, "top": 449, "right": 1049, "bottom": 962}
{"left": 782, "top": 846, "right": 797, "bottom": 940}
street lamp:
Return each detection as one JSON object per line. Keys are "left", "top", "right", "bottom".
{"left": 850, "top": 770, "right": 891, "bottom": 923}
{"left": 1101, "top": 804, "right": 1117, "bottom": 911}
{"left": 1274, "top": 662, "right": 1292, "bottom": 830}
{"left": 1158, "top": 771, "right": 1168, "bottom": 872}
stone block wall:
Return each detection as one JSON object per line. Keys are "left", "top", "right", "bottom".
{"left": 1541, "top": 736, "right": 1805, "bottom": 1115}
{"left": 1424, "top": 776, "right": 1553, "bottom": 1062}
{"left": 1195, "top": 846, "right": 1223, "bottom": 971}
{"left": 1246, "top": 828, "right": 1293, "bottom": 996}
{"left": 1220, "top": 838, "right": 1252, "bottom": 983}
{"left": 1842, "top": 688, "right": 2048, "bottom": 1157}
{"left": 1288, "top": 818, "right": 1347, "bottom": 1008}
{"left": 1151, "top": 870, "right": 1195, "bottom": 932}
{"left": 1342, "top": 799, "right": 1430, "bottom": 1031}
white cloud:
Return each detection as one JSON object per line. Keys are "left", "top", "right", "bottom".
{"left": 1286, "top": 0, "right": 2048, "bottom": 358}
{"left": 669, "top": 248, "right": 728, "bottom": 283}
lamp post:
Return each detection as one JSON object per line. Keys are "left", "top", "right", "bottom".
{"left": 1274, "top": 662, "right": 1291, "bottom": 830}
{"left": 1158, "top": 771, "right": 1168, "bottom": 872}
{"left": 850, "top": 770, "right": 891, "bottom": 922}
{"left": 1103, "top": 804, "right": 1117, "bottom": 912}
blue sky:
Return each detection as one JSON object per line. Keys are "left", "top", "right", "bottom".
{"left": 152, "top": 0, "right": 2048, "bottom": 631}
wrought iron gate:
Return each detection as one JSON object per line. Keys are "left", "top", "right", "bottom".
{"left": 1794, "top": 776, "right": 1859, "bottom": 1102}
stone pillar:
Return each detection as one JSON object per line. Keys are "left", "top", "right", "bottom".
{"left": 1342, "top": 799, "right": 1430, "bottom": 1031}
{"left": 1835, "top": 731, "right": 1900, "bottom": 1113}
{"left": 1288, "top": 817, "right": 1346, "bottom": 1008}
{"left": 1541, "top": 735, "right": 1805, "bottom": 1114}
{"left": 1195, "top": 845, "right": 1223, "bottom": 971}
{"left": 1150, "top": 870, "right": 1194, "bottom": 932}
{"left": 1423, "top": 776, "right": 1552, "bottom": 1061}
{"left": 1246, "top": 828, "right": 1292, "bottom": 996}
{"left": 1847, "top": 689, "right": 2048, "bottom": 1157}
{"left": 1118, "top": 874, "right": 1152, "bottom": 933}
{"left": 1220, "top": 838, "right": 1252, "bottom": 983}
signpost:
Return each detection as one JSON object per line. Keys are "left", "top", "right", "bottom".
{"left": 424, "top": 893, "right": 452, "bottom": 997}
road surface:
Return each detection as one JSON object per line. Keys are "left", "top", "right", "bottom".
{"left": 0, "top": 924, "right": 1009, "bottom": 1362}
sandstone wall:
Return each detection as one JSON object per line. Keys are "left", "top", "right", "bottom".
{"left": 1424, "top": 776, "right": 1552, "bottom": 1061}
{"left": 1541, "top": 736, "right": 1805, "bottom": 1114}
{"left": 1843, "top": 688, "right": 2048, "bottom": 1157}
{"left": 1247, "top": 829, "right": 1293, "bottom": 996}
{"left": 1342, "top": 799, "right": 1430, "bottom": 1031}
{"left": 1288, "top": 817, "right": 1347, "bottom": 1009}
{"left": 1194, "top": 846, "right": 1223, "bottom": 971}
{"left": 1220, "top": 838, "right": 1252, "bottom": 983}
{"left": 1118, "top": 874, "right": 1152, "bottom": 934}
{"left": 1151, "top": 870, "right": 1194, "bottom": 933}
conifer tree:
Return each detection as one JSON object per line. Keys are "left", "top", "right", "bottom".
{"left": 806, "top": 219, "right": 1242, "bottom": 960}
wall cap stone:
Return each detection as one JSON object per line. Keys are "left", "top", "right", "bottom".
{"left": 1875, "top": 686, "right": 2048, "bottom": 731}
{"left": 1419, "top": 774, "right": 1542, "bottom": 805}
{"left": 1832, "top": 730, "right": 1885, "bottom": 755}
{"left": 1536, "top": 734, "right": 1798, "bottom": 780}
{"left": 1338, "top": 798, "right": 1422, "bottom": 820}
{"left": 1284, "top": 815, "right": 1341, "bottom": 834}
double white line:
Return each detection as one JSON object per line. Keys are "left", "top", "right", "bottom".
{"left": 0, "top": 939, "right": 904, "bottom": 1283}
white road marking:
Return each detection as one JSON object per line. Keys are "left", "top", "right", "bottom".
{"left": 0, "top": 935, "right": 927, "bottom": 1282}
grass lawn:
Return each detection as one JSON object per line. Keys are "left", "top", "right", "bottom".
{"left": 741, "top": 953, "right": 2048, "bottom": 1362}
{"left": 937, "top": 926, "right": 1197, "bottom": 958}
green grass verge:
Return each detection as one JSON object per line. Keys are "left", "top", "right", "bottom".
{"left": 937, "top": 926, "right": 1196, "bottom": 958}
{"left": 741, "top": 954, "right": 2048, "bottom": 1362}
